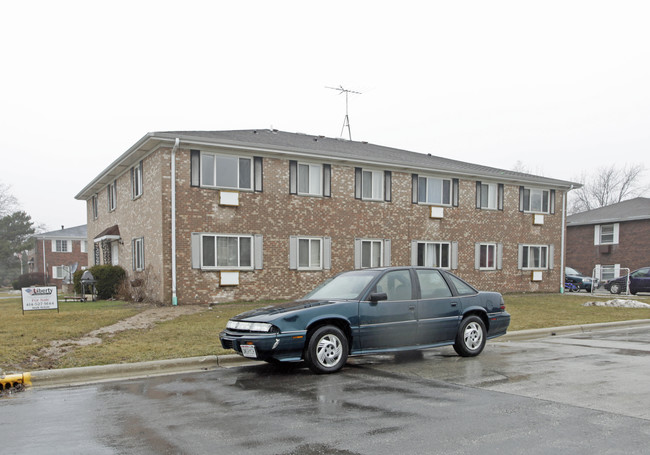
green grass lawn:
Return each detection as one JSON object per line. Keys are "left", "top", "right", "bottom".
{"left": 2, "top": 292, "right": 649, "bottom": 372}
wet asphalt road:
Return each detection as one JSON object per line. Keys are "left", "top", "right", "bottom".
{"left": 3, "top": 325, "right": 650, "bottom": 454}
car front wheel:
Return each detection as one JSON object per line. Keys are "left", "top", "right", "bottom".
{"left": 453, "top": 316, "right": 486, "bottom": 357}
{"left": 305, "top": 325, "right": 348, "bottom": 374}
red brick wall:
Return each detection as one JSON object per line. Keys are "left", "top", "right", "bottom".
{"left": 86, "top": 146, "right": 566, "bottom": 305}
{"left": 33, "top": 238, "right": 88, "bottom": 289}
{"left": 566, "top": 219, "right": 650, "bottom": 275}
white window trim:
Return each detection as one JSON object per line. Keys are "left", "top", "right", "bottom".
{"left": 52, "top": 239, "right": 71, "bottom": 253}
{"left": 361, "top": 169, "right": 385, "bottom": 201}
{"left": 414, "top": 241, "right": 452, "bottom": 269}
{"left": 133, "top": 237, "right": 145, "bottom": 272}
{"left": 200, "top": 234, "right": 254, "bottom": 271}
{"left": 297, "top": 162, "right": 323, "bottom": 197}
{"left": 478, "top": 243, "right": 497, "bottom": 270}
{"left": 297, "top": 237, "right": 323, "bottom": 271}
{"left": 595, "top": 223, "right": 619, "bottom": 245}
{"left": 418, "top": 176, "right": 452, "bottom": 206}
{"left": 132, "top": 161, "right": 143, "bottom": 199}
{"left": 522, "top": 187, "right": 550, "bottom": 214}
{"left": 357, "top": 239, "right": 384, "bottom": 269}
{"left": 200, "top": 152, "right": 253, "bottom": 191}
{"left": 520, "top": 244, "right": 549, "bottom": 270}
{"left": 108, "top": 181, "right": 117, "bottom": 212}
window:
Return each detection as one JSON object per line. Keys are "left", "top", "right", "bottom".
{"left": 131, "top": 161, "right": 143, "bottom": 199}
{"left": 412, "top": 175, "right": 459, "bottom": 206}
{"left": 418, "top": 176, "right": 451, "bottom": 205}
{"left": 200, "top": 153, "right": 252, "bottom": 190}
{"left": 107, "top": 180, "right": 117, "bottom": 211}
{"left": 416, "top": 269, "right": 452, "bottom": 298}
{"left": 91, "top": 195, "right": 98, "bottom": 219}
{"left": 476, "top": 182, "right": 504, "bottom": 210}
{"left": 132, "top": 237, "right": 144, "bottom": 271}
{"left": 81, "top": 240, "right": 87, "bottom": 253}
{"left": 416, "top": 242, "right": 450, "bottom": 268}
{"left": 298, "top": 163, "right": 322, "bottom": 196}
{"left": 201, "top": 234, "right": 252, "bottom": 269}
{"left": 478, "top": 243, "right": 496, "bottom": 270}
{"left": 374, "top": 269, "right": 413, "bottom": 301}
{"left": 520, "top": 187, "right": 555, "bottom": 214}
{"left": 355, "top": 168, "right": 391, "bottom": 202}
{"left": 595, "top": 223, "right": 619, "bottom": 245}
{"left": 290, "top": 161, "right": 331, "bottom": 197}
{"left": 289, "top": 236, "right": 331, "bottom": 270}
{"left": 520, "top": 245, "right": 548, "bottom": 269}
{"left": 447, "top": 274, "right": 477, "bottom": 296}
{"left": 52, "top": 266, "right": 71, "bottom": 281}
{"left": 299, "top": 238, "right": 322, "bottom": 270}
{"left": 53, "top": 240, "right": 71, "bottom": 253}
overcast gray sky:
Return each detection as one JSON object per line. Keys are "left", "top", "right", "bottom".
{"left": 2, "top": 0, "right": 649, "bottom": 231}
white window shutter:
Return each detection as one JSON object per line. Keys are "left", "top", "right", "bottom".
{"left": 254, "top": 234, "right": 263, "bottom": 269}
{"left": 52, "top": 240, "right": 56, "bottom": 252}
{"left": 549, "top": 244, "right": 554, "bottom": 269}
{"left": 411, "top": 240, "right": 418, "bottom": 266}
{"left": 474, "top": 243, "right": 481, "bottom": 269}
{"left": 518, "top": 244, "right": 524, "bottom": 269}
{"left": 289, "top": 236, "right": 298, "bottom": 269}
{"left": 323, "top": 237, "right": 332, "bottom": 270}
{"left": 383, "top": 239, "right": 391, "bottom": 267}
{"left": 497, "top": 243, "right": 503, "bottom": 270}
{"left": 613, "top": 223, "right": 620, "bottom": 244}
{"left": 594, "top": 225, "right": 601, "bottom": 245}
{"left": 451, "top": 241, "right": 458, "bottom": 270}
{"left": 354, "top": 239, "right": 362, "bottom": 269}
{"left": 191, "top": 233, "right": 201, "bottom": 269}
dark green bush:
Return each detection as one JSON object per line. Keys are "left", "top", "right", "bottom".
{"left": 13, "top": 272, "right": 47, "bottom": 289}
{"left": 73, "top": 265, "right": 126, "bottom": 300}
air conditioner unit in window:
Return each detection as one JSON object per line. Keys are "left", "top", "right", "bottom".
{"left": 533, "top": 214, "right": 544, "bottom": 225}
{"left": 219, "top": 191, "right": 239, "bottom": 206}
{"left": 531, "top": 271, "right": 543, "bottom": 281}
{"left": 430, "top": 207, "right": 444, "bottom": 219}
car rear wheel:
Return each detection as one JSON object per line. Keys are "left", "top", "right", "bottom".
{"left": 305, "top": 325, "right": 348, "bottom": 374}
{"left": 453, "top": 316, "right": 486, "bottom": 357}
{"left": 609, "top": 283, "right": 622, "bottom": 294}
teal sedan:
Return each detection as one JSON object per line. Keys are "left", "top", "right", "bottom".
{"left": 219, "top": 267, "right": 510, "bottom": 374}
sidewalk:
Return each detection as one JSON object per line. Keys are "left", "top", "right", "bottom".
{"left": 5, "top": 319, "right": 650, "bottom": 390}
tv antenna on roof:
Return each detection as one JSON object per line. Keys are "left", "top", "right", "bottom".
{"left": 326, "top": 85, "right": 362, "bottom": 140}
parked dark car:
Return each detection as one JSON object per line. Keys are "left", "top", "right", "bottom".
{"left": 605, "top": 267, "right": 650, "bottom": 294}
{"left": 565, "top": 267, "right": 595, "bottom": 292}
{"left": 220, "top": 267, "right": 510, "bottom": 374}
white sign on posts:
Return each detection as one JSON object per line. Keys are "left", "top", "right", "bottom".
{"left": 21, "top": 286, "right": 59, "bottom": 314}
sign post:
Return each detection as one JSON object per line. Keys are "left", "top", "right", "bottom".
{"left": 21, "top": 286, "right": 59, "bottom": 315}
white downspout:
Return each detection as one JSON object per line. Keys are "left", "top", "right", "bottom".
{"left": 171, "top": 138, "right": 180, "bottom": 306}
{"left": 560, "top": 185, "right": 573, "bottom": 293}
{"left": 42, "top": 239, "right": 47, "bottom": 285}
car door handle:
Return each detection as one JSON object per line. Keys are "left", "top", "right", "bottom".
{"left": 451, "top": 302, "right": 458, "bottom": 307}
{"left": 409, "top": 305, "right": 416, "bottom": 311}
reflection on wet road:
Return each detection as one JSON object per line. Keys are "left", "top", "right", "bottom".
{"left": 3, "top": 326, "right": 650, "bottom": 454}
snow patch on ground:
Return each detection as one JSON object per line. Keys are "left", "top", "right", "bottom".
{"left": 583, "top": 299, "right": 650, "bottom": 309}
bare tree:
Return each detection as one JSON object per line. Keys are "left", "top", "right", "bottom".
{"left": 0, "top": 182, "right": 19, "bottom": 217}
{"left": 569, "top": 164, "right": 648, "bottom": 214}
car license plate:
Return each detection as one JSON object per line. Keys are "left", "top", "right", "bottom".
{"left": 240, "top": 344, "right": 257, "bottom": 358}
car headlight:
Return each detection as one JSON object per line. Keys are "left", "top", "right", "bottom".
{"left": 227, "top": 320, "right": 274, "bottom": 333}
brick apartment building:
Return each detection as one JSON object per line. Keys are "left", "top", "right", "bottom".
{"left": 566, "top": 197, "right": 650, "bottom": 281}
{"left": 75, "top": 130, "right": 577, "bottom": 305}
{"left": 29, "top": 225, "right": 88, "bottom": 288}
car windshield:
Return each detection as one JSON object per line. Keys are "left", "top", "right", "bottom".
{"left": 303, "top": 270, "right": 380, "bottom": 300}
{"left": 566, "top": 267, "right": 581, "bottom": 275}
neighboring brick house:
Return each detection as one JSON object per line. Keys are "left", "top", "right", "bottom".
{"left": 29, "top": 225, "right": 88, "bottom": 288}
{"left": 75, "top": 130, "right": 577, "bottom": 305}
{"left": 566, "top": 197, "right": 650, "bottom": 281}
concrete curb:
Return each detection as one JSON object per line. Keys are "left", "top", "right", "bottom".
{"left": 14, "top": 319, "right": 650, "bottom": 389}
{"left": 25, "top": 354, "right": 255, "bottom": 389}
{"left": 497, "top": 318, "right": 650, "bottom": 341}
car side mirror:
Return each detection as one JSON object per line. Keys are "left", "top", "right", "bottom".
{"left": 369, "top": 292, "right": 388, "bottom": 303}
